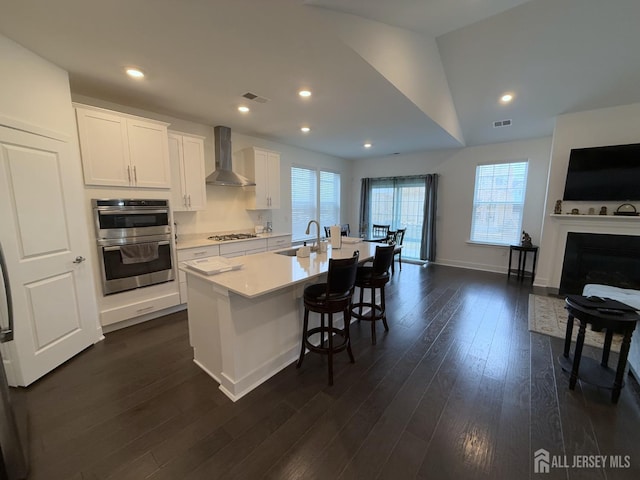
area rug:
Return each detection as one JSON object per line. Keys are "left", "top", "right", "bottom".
{"left": 528, "top": 294, "right": 621, "bottom": 353}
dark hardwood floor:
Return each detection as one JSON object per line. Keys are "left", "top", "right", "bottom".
{"left": 23, "top": 264, "right": 640, "bottom": 479}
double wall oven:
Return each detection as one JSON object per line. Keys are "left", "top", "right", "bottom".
{"left": 93, "top": 199, "right": 175, "bottom": 295}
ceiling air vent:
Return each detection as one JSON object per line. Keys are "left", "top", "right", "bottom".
{"left": 242, "top": 92, "right": 269, "bottom": 104}
{"left": 493, "top": 119, "right": 512, "bottom": 128}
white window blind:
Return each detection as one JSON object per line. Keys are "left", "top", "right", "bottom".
{"left": 320, "top": 170, "right": 340, "bottom": 229}
{"left": 291, "top": 167, "right": 340, "bottom": 242}
{"left": 470, "top": 161, "right": 528, "bottom": 245}
{"left": 291, "top": 166, "right": 317, "bottom": 242}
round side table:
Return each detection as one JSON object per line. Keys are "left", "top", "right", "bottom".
{"left": 559, "top": 295, "right": 639, "bottom": 403}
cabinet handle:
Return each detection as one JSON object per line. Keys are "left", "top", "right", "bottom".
{"left": 127, "top": 165, "right": 132, "bottom": 183}
{"left": 188, "top": 195, "right": 191, "bottom": 207}
{"left": 192, "top": 251, "right": 208, "bottom": 256}
{"left": 183, "top": 194, "right": 187, "bottom": 207}
{"left": 136, "top": 305, "right": 154, "bottom": 313}
{"left": 133, "top": 165, "right": 137, "bottom": 183}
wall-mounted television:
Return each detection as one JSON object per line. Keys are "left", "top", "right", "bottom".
{"left": 562, "top": 143, "right": 640, "bottom": 201}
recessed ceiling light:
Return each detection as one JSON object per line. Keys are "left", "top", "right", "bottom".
{"left": 125, "top": 68, "right": 144, "bottom": 79}
{"left": 298, "top": 90, "right": 312, "bottom": 98}
{"left": 364, "top": 143, "right": 372, "bottom": 148}
{"left": 500, "top": 93, "right": 514, "bottom": 103}
{"left": 300, "top": 126, "right": 311, "bottom": 133}
{"left": 238, "top": 106, "right": 250, "bottom": 113}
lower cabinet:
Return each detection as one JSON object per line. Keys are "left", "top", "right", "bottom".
{"left": 219, "top": 239, "right": 268, "bottom": 258}
{"left": 100, "top": 291, "right": 180, "bottom": 327}
{"left": 267, "top": 235, "right": 292, "bottom": 251}
{"left": 177, "top": 245, "right": 221, "bottom": 304}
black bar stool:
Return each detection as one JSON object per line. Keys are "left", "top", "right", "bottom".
{"left": 351, "top": 244, "right": 395, "bottom": 344}
{"left": 296, "top": 251, "right": 360, "bottom": 385}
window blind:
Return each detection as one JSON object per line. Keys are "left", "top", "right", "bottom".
{"left": 470, "top": 161, "right": 528, "bottom": 245}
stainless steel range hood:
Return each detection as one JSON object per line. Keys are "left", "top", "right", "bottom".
{"left": 205, "top": 126, "right": 256, "bottom": 186}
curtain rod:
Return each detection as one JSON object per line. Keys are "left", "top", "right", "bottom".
{"left": 363, "top": 174, "right": 435, "bottom": 181}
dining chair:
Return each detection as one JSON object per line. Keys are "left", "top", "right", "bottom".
{"left": 325, "top": 224, "right": 351, "bottom": 237}
{"left": 390, "top": 228, "right": 406, "bottom": 274}
{"left": 372, "top": 224, "right": 390, "bottom": 239}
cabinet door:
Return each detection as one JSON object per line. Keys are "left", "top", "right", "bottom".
{"left": 266, "top": 151, "right": 280, "bottom": 209}
{"left": 127, "top": 119, "right": 171, "bottom": 188}
{"left": 253, "top": 148, "right": 270, "bottom": 209}
{"left": 75, "top": 107, "right": 130, "bottom": 186}
{"left": 168, "top": 134, "right": 188, "bottom": 210}
{"left": 181, "top": 136, "right": 206, "bottom": 210}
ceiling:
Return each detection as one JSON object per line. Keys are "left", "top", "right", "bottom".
{"left": 1, "top": 0, "right": 640, "bottom": 159}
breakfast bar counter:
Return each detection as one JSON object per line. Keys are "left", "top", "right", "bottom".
{"left": 181, "top": 241, "right": 380, "bottom": 401}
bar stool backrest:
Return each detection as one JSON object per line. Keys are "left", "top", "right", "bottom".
{"left": 326, "top": 251, "right": 360, "bottom": 297}
{"left": 372, "top": 245, "right": 395, "bottom": 276}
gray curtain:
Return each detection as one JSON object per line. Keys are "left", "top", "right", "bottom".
{"left": 420, "top": 174, "right": 438, "bottom": 262}
{"left": 358, "top": 177, "right": 371, "bottom": 236}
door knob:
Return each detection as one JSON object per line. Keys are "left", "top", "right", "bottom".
{"left": 73, "top": 256, "right": 86, "bottom": 264}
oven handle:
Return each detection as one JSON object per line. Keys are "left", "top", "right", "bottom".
{"left": 98, "top": 209, "right": 169, "bottom": 215}
{"left": 103, "top": 240, "right": 171, "bottom": 252}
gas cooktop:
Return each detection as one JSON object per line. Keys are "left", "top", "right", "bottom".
{"left": 208, "top": 233, "right": 258, "bottom": 242}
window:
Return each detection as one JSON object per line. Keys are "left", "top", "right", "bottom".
{"left": 291, "top": 166, "right": 340, "bottom": 242}
{"left": 470, "top": 161, "right": 528, "bottom": 245}
{"left": 369, "top": 177, "right": 425, "bottom": 260}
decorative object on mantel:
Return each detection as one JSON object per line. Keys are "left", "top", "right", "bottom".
{"left": 571, "top": 208, "right": 579, "bottom": 215}
{"left": 599, "top": 206, "right": 607, "bottom": 215}
{"left": 521, "top": 231, "right": 533, "bottom": 247}
{"left": 588, "top": 207, "right": 595, "bottom": 215}
{"left": 554, "top": 199, "right": 562, "bottom": 214}
{"left": 614, "top": 203, "right": 639, "bottom": 216}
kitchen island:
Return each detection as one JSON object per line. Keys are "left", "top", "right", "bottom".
{"left": 181, "top": 241, "right": 381, "bottom": 401}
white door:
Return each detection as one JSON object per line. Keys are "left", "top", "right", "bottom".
{"left": 0, "top": 126, "right": 100, "bottom": 386}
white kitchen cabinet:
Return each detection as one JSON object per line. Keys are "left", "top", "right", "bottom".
{"left": 169, "top": 132, "right": 207, "bottom": 211}
{"left": 267, "top": 234, "right": 292, "bottom": 251}
{"left": 243, "top": 147, "right": 280, "bottom": 209}
{"left": 75, "top": 104, "right": 171, "bottom": 188}
{"left": 176, "top": 245, "right": 220, "bottom": 304}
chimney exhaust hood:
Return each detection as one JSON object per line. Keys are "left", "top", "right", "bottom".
{"left": 205, "top": 126, "right": 256, "bottom": 186}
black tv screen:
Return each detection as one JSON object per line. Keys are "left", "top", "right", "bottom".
{"left": 562, "top": 143, "right": 640, "bottom": 201}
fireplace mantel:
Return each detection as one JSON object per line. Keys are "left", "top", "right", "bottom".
{"left": 550, "top": 214, "right": 640, "bottom": 224}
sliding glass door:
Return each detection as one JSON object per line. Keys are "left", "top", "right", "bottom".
{"left": 369, "top": 177, "right": 426, "bottom": 260}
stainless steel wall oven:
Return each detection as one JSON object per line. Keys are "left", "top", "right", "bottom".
{"left": 92, "top": 199, "right": 174, "bottom": 295}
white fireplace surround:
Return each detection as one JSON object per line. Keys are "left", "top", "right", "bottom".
{"left": 545, "top": 215, "right": 640, "bottom": 289}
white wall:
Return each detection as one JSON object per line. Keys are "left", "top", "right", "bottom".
{"left": 536, "top": 102, "right": 640, "bottom": 288}
{"left": 351, "top": 137, "right": 552, "bottom": 272}
{"left": 71, "top": 94, "right": 353, "bottom": 237}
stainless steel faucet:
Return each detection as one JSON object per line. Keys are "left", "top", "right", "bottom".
{"left": 305, "top": 220, "right": 320, "bottom": 252}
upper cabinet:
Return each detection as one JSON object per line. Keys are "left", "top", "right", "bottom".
{"left": 75, "top": 104, "right": 171, "bottom": 188}
{"left": 169, "top": 132, "right": 207, "bottom": 211}
{"left": 244, "top": 147, "right": 280, "bottom": 210}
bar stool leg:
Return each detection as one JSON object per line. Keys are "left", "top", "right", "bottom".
{"left": 297, "top": 308, "right": 310, "bottom": 368}
{"left": 320, "top": 313, "right": 325, "bottom": 348}
{"left": 370, "top": 287, "right": 377, "bottom": 345}
{"left": 563, "top": 314, "right": 574, "bottom": 358}
{"left": 358, "top": 287, "right": 364, "bottom": 321}
{"left": 345, "top": 308, "right": 355, "bottom": 363}
{"left": 380, "top": 285, "right": 389, "bottom": 332}
{"left": 328, "top": 313, "right": 334, "bottom": 385}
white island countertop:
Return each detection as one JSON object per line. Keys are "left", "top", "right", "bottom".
{"left": 180, "top": 241, "right": 381, "bottom": 298}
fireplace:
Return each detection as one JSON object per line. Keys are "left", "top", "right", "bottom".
{"left": 559, "top": 233, "right": 640, "bottom": 295}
